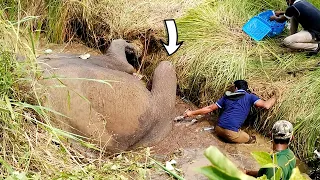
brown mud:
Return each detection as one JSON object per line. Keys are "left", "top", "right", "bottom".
{"left": 150, "top": 98, "right": 309, "bottom": 180}
{"left": 42, "top": 43, "right": 309, "bottom": 180}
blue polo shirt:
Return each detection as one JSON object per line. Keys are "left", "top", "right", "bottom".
{"left": 216, "top": 90, "right": 260, "bottom": 132}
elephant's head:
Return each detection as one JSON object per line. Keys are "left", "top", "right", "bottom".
{"left": 101, "top": 39, "right": 140, "bottom": 74}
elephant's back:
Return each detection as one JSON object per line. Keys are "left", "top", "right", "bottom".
{"left": 81, "top": 65, "right": 153, "bottom": 135}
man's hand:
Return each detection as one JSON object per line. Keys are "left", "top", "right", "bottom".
{"left": 274, "top": 11, "right": 285, "bottom": 16}
{"left": 269, "top": 15, "right": 277, "bottom": 21}
{"left": 270, "top": 15, "right": 288, "bottom": 23}
{"left": 183, "top": 104, "right": 218, "bottom": 117}
{"left": 183, "top": 109, "right": 193, "bottom": 118}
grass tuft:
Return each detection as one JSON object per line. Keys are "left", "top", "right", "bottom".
{"left": 170, "top": 0, "right": 320, "bottom": 161}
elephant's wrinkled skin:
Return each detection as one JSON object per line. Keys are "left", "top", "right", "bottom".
{"left": 38, "top": 40, "right": 177, "bottom": 151}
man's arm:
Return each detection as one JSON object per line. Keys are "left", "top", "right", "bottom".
{"left": 275, "top": 11, "right": 285, "bottom": 16}
{"left": 270, "top": 15, "right": 288, "bottom": 23}
{"left": 254, "top": 97, "right": 276, "bottom": 110}
{"left": 270, "top": 6, "right": 299, "bottom": 23}
{"left": 185, "top": 104, "right": 219, "bottom": 117}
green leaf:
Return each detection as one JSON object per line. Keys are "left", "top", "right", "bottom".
{"left": 251, "top": 152, "right": 273, "bottom": 167}
{"left": 202, "top": 146, "right": 256, "bottom": 180}
{"left": 11, "top": 16, "right": 39, "bottom": 25}
{"left": 5, "top": 96, "right": 15, "bottom": 120}
{"left": 0, "top": 156, "right": 13, "bottom": 173}
{"left": 289, "top": 168, "right": 308, "bottom": 180}
{"left": 153, "top": 160, "right": 185, "bottom": 180}
{"left": 260, "top": 163, "right": 278, "bottom": 169}
{"left": 272, "top": 168, "right": 282, "bottom": 180}
{"left": 13, "top": 102, "right": 70, "bottom": 119}
{"left": 272, "top": 153, "right": 278, "bottom": 167}
{"left": 196, "top": 166, "right": 241, "bottom": 180}
{"left": 204, "top": 146, "right": 242, "bottom": 177}
{"left": 257, "top": 175, "right": 268, "bottom": 180}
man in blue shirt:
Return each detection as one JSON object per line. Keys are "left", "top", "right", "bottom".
{"left": 184, "top": 80, "right": 276, "bottom": 144}
{"left": 270, "top": 0, "right": 320, "bottom": 56}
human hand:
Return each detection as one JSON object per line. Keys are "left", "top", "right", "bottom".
{"left": 274, "top": 11, "right": 283, "bottom": 16}
{"left": 183, "top": 109, "right": 193, "bottom": 118}
{"left": 269, "top": 15, "right": 277, "bottom": 21}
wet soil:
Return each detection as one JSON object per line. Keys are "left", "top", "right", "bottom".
{"left": 42, "top": 43, "right": 310, "bottom": 179}
{"left": 150, "top": 98, "right": 309, "bottom": 180}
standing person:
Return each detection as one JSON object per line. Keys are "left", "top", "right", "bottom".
{"left": 184, "top": 80, "right": 276, "bottom": 144}
{"left": 270, "top": 0, "right": 320, "bottom": 56}
{"left": 245, "top": 120, "right": 296, "bottom": 180}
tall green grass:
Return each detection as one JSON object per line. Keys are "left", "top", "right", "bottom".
{"left": 271, "top": 70, "right": 320, "bottom": 160}
{"left": 1, "top": 0, "right": 319, "bottom": 175}
{"left": 0, "top": 6, "right": 77, "bottom": 178}
{"left": 172, "top": 0, "right": 320, "bottom": 161}
{"left": 0, "top": 7, "right": 153, "bottom": 180}
{"left": 173, "top": 0, "right": 286, "bottom": 104}
{"left": 0, "top": 1, "right": 197, "bottom": 178}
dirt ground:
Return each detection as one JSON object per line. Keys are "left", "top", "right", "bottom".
{"left": 43, "top": 42, "right": 309, "bottom": 179}
{"left": 150, "top": 98, "right": 309, "bottom": 180}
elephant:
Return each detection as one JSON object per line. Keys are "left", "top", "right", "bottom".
{"left": 38, "top": 39, "right": 177, "bottom": 152}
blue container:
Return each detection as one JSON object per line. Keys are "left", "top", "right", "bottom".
{"left": 243, "top": 17, "right": 272, "bottom": 41}
{"left": 257, "top": 10, "right": 286, "bottom": 37}
{"left": 243, "top": 10, "right": 286, "bottom": 41}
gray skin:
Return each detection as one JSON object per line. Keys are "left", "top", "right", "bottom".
{"left": 38, "top": 39, "right": 177, "bottom": 152}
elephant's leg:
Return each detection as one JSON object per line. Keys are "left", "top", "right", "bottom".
{"left": 136, "top": 61, "right": 177, "bottom": 146}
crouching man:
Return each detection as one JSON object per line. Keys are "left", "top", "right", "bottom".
{"left": 270, "top": 0, "right": 320, "bottom": 56}
{"left": 184, "top": 80, "right": 276, "bottom": 144}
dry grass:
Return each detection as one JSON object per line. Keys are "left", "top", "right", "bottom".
{"left": 168, "top": 0, "right": 320, "bottom": 161}
{"left": 3, "top": 0, "right": 203, "bottom": 49}
{"left": 0, "top": 0, "right": 202, "bottom": 178}
{"left": 101, "top": 0, "right": 203, "bottom": 36}
{"left": 1, "top": 0, "right": 320, "bottom": 177}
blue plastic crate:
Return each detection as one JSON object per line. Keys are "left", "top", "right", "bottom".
{"left": 257, "top": 10, "right": 286, "bottom": 37}
{"left": 243, "top": 10, "right": 286, "bottom": 41}
{"left": 242, "top": 17, "right": 272, "bottom": 41}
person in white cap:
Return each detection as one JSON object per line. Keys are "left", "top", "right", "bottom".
{"left": 245, "top": 120, "right": 296, "bottom": 180}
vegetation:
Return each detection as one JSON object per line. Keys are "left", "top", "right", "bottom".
{"left": 172, "top": 0, "right": 320, "bottom": 162}
{"left": 198, "top": 146, "right": 308, "bottom": 180}
{"left": 0, "top": 0, "right": 194, "bottom": 178}
{"left": 0, "top": 0, "right": 320, "bottom": 178}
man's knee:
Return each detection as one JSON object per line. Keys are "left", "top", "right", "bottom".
{"left": 283, "top": 37, "right": 294, "bottom": 47}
